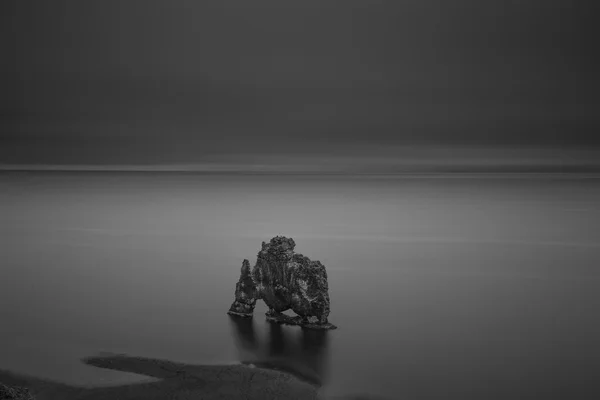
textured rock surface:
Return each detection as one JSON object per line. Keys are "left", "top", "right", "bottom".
{"left": 228, "top": 259, "right": 257, "bottom": 317}
{"left": 228, "top": 236, "right": 336, "bottom": 329}
{"left": 0, "top": 382, "right": 35, "bottom": 399}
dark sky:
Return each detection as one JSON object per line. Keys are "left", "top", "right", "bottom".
{"left": 1, "top": 0, "right": 598, "bottom": 165}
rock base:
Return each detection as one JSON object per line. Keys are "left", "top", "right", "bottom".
{"left": 227, "top": 310, "right": 253, "bottom": 318}
{"left": 265, "top": 312, "right": 337, "bottom": 330}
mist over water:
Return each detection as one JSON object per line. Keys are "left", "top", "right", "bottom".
{"left": 1, "top": 173, "right": 600, "bottom": 398}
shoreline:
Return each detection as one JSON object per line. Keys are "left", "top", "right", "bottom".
{"left": 0, "top": 353, "right": 321, "bottom": 399}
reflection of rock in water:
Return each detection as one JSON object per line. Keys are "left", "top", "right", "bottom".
{"left": 300, "top": 328, "right": 329, "bottom": 377}
{"left": 267, "top": 322, "right": 287, "bottom": 355}
{"left": 229, "top": 317, "right": 331, "bottom": 386}
{"left": 228, "top": 315, "right": 259, "bottom": 351}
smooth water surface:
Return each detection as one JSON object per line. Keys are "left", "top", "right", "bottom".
{"left": 1, "top": 173, "right": 600, "bottom": 399}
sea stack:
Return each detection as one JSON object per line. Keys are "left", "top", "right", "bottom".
{"left": 228, "top": 236, "right": 336, "bottom": 330}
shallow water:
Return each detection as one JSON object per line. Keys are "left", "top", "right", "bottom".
{"left": 1, "top": 173, "right": 600, "bottom": 398}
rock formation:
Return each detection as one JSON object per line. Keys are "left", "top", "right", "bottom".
{"left": 228, "top": 236, "right": 336, "bottom": 330}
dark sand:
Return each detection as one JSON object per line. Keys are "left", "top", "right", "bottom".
{"left": 0, "top": 354, "right": 385, "bottom": 400}
{"left": 0, "top": 353, "right": 319, "bottom": 399}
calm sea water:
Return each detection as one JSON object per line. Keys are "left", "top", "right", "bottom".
{"left": 1, "top": 173, "right": 600, "bottom": 399}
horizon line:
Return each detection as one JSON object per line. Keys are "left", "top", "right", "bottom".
{"left": 2, "top": 163, "right": 600, "bottom": 176}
